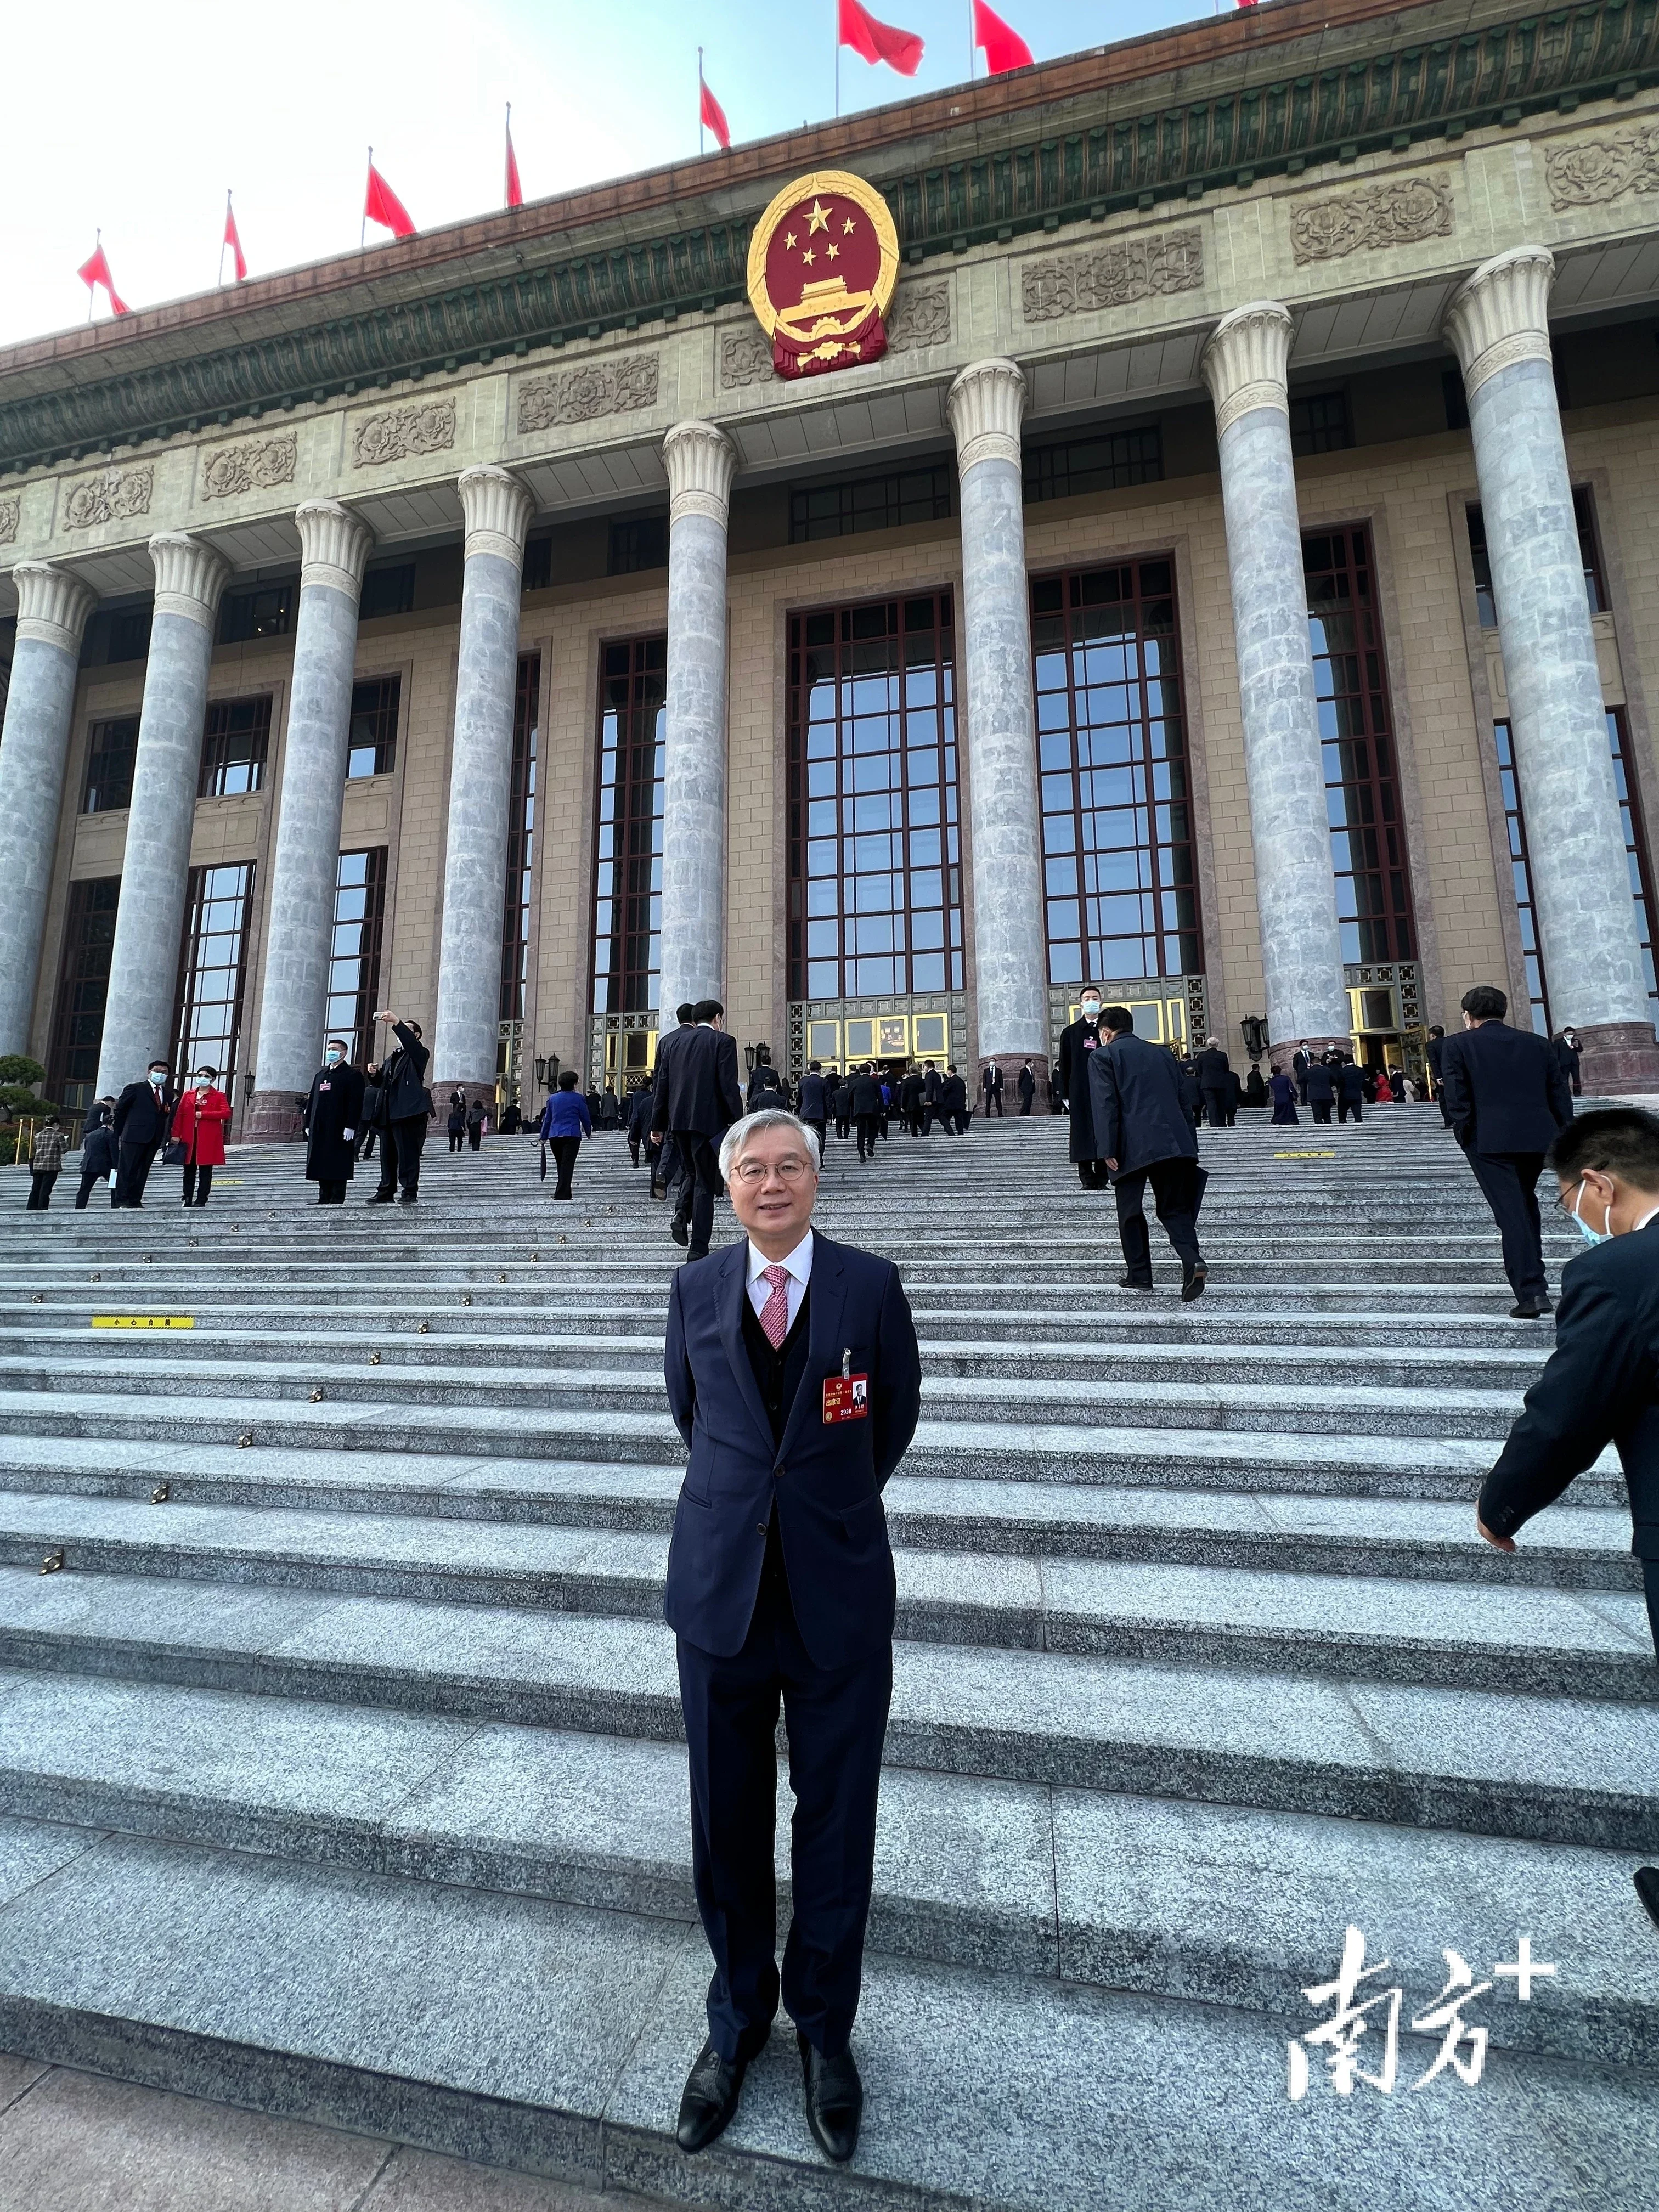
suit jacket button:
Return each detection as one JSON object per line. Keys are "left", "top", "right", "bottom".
{"left": 755, "top": 1523, "right": 768, "bottom": 1538}
{"left": 775, "top": 1465, "right": 786, "bottom": 1480}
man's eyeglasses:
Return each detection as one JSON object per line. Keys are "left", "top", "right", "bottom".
{"left": 732, "top": 1156, "right": 814, "bottom": 1184}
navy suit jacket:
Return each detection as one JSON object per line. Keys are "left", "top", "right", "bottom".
{"left": 1480, "top": 1218, "right": 1659, "bottom": 1560}
{"left": 1439, "top": 1020, "right": 1573, "bottom": 1154}
{"left": 1087, "top": 1032, "right": 1199, "bottom": 1176}
{"left": 662, "top": 1231, "right": 921, "bottom": 1668}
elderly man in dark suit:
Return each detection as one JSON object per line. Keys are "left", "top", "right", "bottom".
{"left": 1476, "top": 1107, "right": 1659, "bottom": 1931}
{"left": 665, "top": 1105, "right": 921, "bottom": 2163}
{"left": 1088, "top": 1005, "right": 1208, "bottom": 1300}
{"left": 651, "top": 997, "right": 744, "bottom": 1259}
{"left": 365, "top": 1013, "right": 430, "bottom": 1205}
{"left": 1439, "top": 983, "right": 1575, "bottom": 1319}
{"left": 1058, "top": 988, "right": 1110, "bottom": 1186}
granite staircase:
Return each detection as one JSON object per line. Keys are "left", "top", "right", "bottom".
{"left": 0, "top": 1111, "right": 1656, "bottom": 2208}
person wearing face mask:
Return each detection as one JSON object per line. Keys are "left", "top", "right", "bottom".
{"left": 170, "top": 1065, "right": 232, "bottom": 1206}
{"left": 304, "top": 1041, "right": 366, "bottom": 1205}
{"left": 111, "top": 1058, "right": 176, "bottom": 1208}
{"left": 1477, "top": 1107, "right": 1659, "bottom": 1936}
{"left": 1058, "top": 990, "right": 1110, "bottom": 1188}
{"left": 1438, "top": 983, "right": 1575, "bottom": 1319}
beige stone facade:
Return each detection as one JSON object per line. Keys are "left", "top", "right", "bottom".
{"left": 4, "top": 0, "right": 1659, "bottom": 1116}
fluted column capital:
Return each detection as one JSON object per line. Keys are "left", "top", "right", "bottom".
{"left": 1443, "top": 246, "right": 1556, "bottom": 398}
{"left": 147, "top": 532, "right": 230, "bottom": 628}
{"left": 295, "top": 500, "right": 375, "bottom": 599}
{"left": 662, "top": 420, "right": 737, "bottom": 527}
{"left": 1200, "top": 302, "right": 1293, "bottom": 437}
{"left": 10, "top": 561, "right": 96, "bottom": 653}
{"left": 458, "top": 465, "right": 534, "bottom": 567}
{"left": 947, "top": 358, "right": 1028, "bottom": 472}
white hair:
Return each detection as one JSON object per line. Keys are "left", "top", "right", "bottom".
{"left": 719, "top": 1108, "right": 821, "bottom": 1179}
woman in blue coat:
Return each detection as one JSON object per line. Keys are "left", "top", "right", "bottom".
{"left": 1267, "top": 1066, "right": 1299, "bottom": 1124}
{"left": 538, "top": 1070, "right": 594, "bottom": 1199}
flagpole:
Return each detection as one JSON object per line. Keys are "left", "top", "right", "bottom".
{"left": 505, "top": 103, "right": 512, "bottom": 202}
{"left": 219, "top": 191, "right": 229, "bottom": 286}
{"left": 362, "top": 146, "right": 371, "bottom": 251}
{"left": 698, "top": 47, "right": 704, "bottom": 154}
{"left": 89, "top": 229, "right": 98, "bottom": 321}
{"left": 835, "top": 0, "right": 841, "bottom": 118}
{"left": 967, "top": 0, "right": 975, "bottom": 78}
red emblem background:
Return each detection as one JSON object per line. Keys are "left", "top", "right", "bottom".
{"left": 746, "top": 170, "right": 900, "bottom": 383}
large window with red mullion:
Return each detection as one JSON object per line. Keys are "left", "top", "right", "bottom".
{"left": 590, "top": 636, "right": 666, "bottom": 1016}
{"left": 1304, "top": 526, "right": 1418, "bottom": 963}
{"left": 787, "top": 595, "right": 962, "bottom": 1003}
{"left": 499, "top": 653, "right": 540, "bottom": 1025}
{"left": 1031, "top": 559, "right": 1201, "bottom": 986}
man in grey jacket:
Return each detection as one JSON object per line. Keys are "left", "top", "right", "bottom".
{"left": 1088, "top": 1006, "right": 1207, "bottom": 1300}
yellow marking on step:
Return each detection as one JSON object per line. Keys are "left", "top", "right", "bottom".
{"left": 1272, "top": 1151, "right": 1336, "bottom": 1159}
{"left": 90, "top": 1316, "right": 195, "bottom": 1329}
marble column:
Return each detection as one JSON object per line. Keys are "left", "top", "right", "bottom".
{"left": 947, "top": 359, "right": 1049, "bottom": 1091}
{"left": 432, "top": 465, "right": 535, "bottom": 1095}
{"left": 94, "top": 533, "right": 230, "bottom": 1097}
{"left": 0, "top": 562, "right": 97, "bottom": 1057}
{"left": 657, "top": 420, "right": 737, "bottom": 1030}
{"left": 1201, "top": 302, "right": 1352, "bottom": 1059}
{"left": 245, "top": 500, "right": 375, "bottom": 1139}
{"left": 1444, "top": 246, "right": 1659, "bottom": 1091}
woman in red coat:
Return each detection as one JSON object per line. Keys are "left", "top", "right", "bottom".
{"left": 171, "top": 1066, "right": 232, "bottom": 1206}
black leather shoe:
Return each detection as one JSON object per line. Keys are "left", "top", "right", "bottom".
{"left": 1181, "top": 1262, "right": 1207, "bottom": 1303}
{"left": 799, "top": 2032, "right": 862, "bottom": 2163}
{"left": 1636, "top": 1866, "right": 1659, "bottom": 1932}
{"left": 676, "top": 2035, "right": 753, "bottom": 2154}
{"left": 1509, "top": 1301, "right": 1551, "bottom": 1319}
{"left": 670, "top": 1216, "right": 689, "bottom": 1246}
{"left": 1117, "top": 1274, "right": 1155, "bottom": 1292}
{"left": 364, "top": 1192, "right": 393, "bottom": 1204}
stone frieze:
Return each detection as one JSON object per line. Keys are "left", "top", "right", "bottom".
{"left": 200, "top": 431, "right": 298, "bottom": 502}
{"left": 63, "top": 464, "right": 154, "bottom": 529}
{"left": 517, "top": 354, "right": 659, "bottom": 433}
{"left": 1021, "top": 229, "right": 1203, "bottom": 323}
{"left": 350, "top": 398, "right": 456, "bottom": 469}
{"left": 888, "top": 281, "right": 951, "bottom": 353}
{"left": 719, "top": 329, "right": 773, "bottom": 389}
{"left": 0, "top": 494, "right": 17, "bottom": 545}
{"left": 1289, "top": 176, "right": 1453, "bottom": 263}
{"left": 1545, "top": 125, "right": 1659, "bottom": 210}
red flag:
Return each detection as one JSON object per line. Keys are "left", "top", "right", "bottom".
{"left": 838, "top": 0, "right": 923, "bottom": 76}
{"left": 364, "top": 161, "right": 415, "bottom": 240}
{"left": 973, "top": 0, "right": 1032, "bottom": 72}
{"left": 223, "top": 198, "right": 247, "bottom": 282}
{"left": 77, "top": 242, "right": 129, "bottom": 317}
{"left": 505, "top": 110, "right": 523, "bottom": 209}
{"left": 699, "top": 72, "right": 731, "bottom": 151}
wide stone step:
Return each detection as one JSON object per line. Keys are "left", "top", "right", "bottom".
{"left": 4, "top": 1568, "right": 1656, "bottom": 1847}
{"left": 0, "top": 1438, "right": 1628, "bottom": 1583}
{"left": 4, "top": 1493, "right": 1646, "bottom": 1696}
{"left": 0, "top": 1390, "right": 1614, "bottom": 1498}
{"left": 1, "top": 1678, "right": 1653, "bottom": 2070}
{"left": 0, "top": 1356, "right": 1534, "bottom": 1438}
{"left": 0, "top": 1325, "right": 1552, "bottom": 1393}
{"left": 5, "top": 1825, "right": 1652, "bottom": 2212}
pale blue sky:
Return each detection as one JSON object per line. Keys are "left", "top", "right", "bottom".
{"left": 0, "top": 0, "right": 1228, "bottom": 347}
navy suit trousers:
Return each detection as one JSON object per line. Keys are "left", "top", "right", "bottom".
{"left": 1465, "top": 1149, "right": 1547, "bottom": 1305}
{"left": 676, "top": 1523, "right": 891, "bottom": 2063}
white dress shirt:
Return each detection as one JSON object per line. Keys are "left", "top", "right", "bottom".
{"left": 746, "top": 1228, "right": 814, "bottom": 1334}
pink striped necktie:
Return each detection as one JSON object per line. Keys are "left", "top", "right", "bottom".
{"left": 759, "top": 1264, "right": 791, "bottom": 1349}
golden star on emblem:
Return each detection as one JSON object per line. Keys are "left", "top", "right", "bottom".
{"left": 842, "top": 216, "right": 856, "bottom": 234}
{"left": 826, "top": 243, "right": 839, "bottom": 261}
{"left": 802, "top": 247, "right": 815, "bottom": 266}
{"left": 804, "top": 199, "right": 832, "bottom": 234}
{"left": 785, "top": 230, "right": 797, "bottom": 249}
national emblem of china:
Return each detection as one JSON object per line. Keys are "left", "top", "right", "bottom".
{"left": 746, "top": 169, "right": 900, "bottom": 382}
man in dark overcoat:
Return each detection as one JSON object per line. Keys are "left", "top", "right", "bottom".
{"left": 305, "top": 1041, "right": 366, "bottom": 1204}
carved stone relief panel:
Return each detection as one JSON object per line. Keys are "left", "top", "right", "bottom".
{"left": 0, "top": 495, "right": 17, "bottom": 545}
{"left": 351, "top": 398, "right": 456, "bottom": 469}
{"left": 200, "top": 431, "right": 298, "bottom": 502}
{"left": 1289, "top": 176, "right": 1453, "bottom": 263}
{"left": 516, "top": 353, "right": 659, "bottom": 433}
{"left": 719, "top": 328, "right": 773, "bottom": 389}
{"left": 1545, "top": 125, "right": 1659, "bottom": 210}
{"left": 63, "top": 464, "right": 154, "bottom": 529}
{"left": 1021, "top": 228, "right": 1203, "bottom": 323}
{"left": 887, "top": 280, "right": 951, "bottom": 353}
